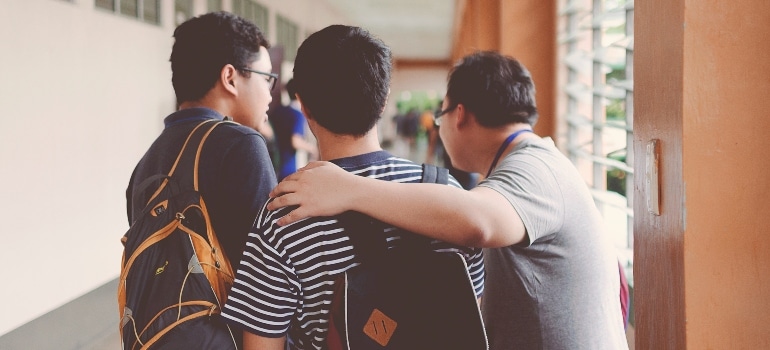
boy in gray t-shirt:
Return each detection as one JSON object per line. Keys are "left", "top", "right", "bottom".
{"left": 479, "top": 136, "right": 626, "bottom": 349}
{"left": 267, "top": 51, "right": 628, "bottom": 350}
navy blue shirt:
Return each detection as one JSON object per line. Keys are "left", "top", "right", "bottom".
{"left": 127, "top": 107, "right": 278, "bottom": 262}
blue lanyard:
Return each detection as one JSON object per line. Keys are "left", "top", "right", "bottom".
{"left": 486, "top": 129, "right": 533, "bottom": 178}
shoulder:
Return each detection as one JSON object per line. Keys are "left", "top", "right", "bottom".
{"left": 214, "top": 121, "right": 261, "bottom": 138}
{"left": 208, "top": 122, "right": 269, "bottom": 150}
{"left": 256, "top": 200, "right": 345, "bottom": 251}
{"left": 514, "top": 137, "right": 562, "bottom": 160}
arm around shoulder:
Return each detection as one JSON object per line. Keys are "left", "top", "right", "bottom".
{"left": 269, "top": 162, "right": 526, "bottom": 248}
{"left": 348, "top": 183, "right": 527, "bottom": 248}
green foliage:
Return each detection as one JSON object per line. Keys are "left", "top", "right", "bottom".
{"left": 396, "top": 91, "right": 441, "bottom": 114}
{"left": 606, "top": 151, "right": 627, "bottom": 196}
{"left": 606, "top": 66, "right": 626, "bottom": 121}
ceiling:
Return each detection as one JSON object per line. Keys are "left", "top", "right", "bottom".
{"left": 321, "top": 0, "right": 457, "bottom": 61}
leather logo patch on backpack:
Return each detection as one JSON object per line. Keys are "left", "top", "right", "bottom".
{"left": 363, "top": 308, "right": 397, "bottom": 346}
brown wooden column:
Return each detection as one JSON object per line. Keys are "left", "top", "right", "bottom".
{"left": 635, "top": 0, "right": 770, "bottom": 348}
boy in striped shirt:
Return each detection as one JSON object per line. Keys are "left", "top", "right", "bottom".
{"left": 220, "top": 25, "right": 484, "bottom": 350}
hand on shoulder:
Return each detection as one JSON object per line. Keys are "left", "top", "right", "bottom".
{"left": 268, "top": 161, "right": 359, "bottom": 225}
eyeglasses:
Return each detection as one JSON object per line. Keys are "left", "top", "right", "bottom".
{"left": 433, "top": 105, "right": 456, "bottom": 126}
{"left": 240, "top": 68, "right": 278, "bottom": 91}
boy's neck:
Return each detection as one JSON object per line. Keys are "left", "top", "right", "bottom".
{"left": 315, "top": 126, "right": 383, "bottom": 161}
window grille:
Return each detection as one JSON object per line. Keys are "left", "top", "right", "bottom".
{"left": 95, "top": 0, "right": 160, "bottom": 25}
{"left": 232, "top": 0, "right": 269, "bottom": 35}
{"left": 95, "top": 0, "right": 114, "bottom": 11}
{"left": 120, "top": 0, "right": 138, "bottom": 18}
{"left": 208, "top": 0, "right": 223, "bottom": 12}
{"left": 142, "top": 0, "right": 160, "bottom": 25}
{"left": 560, "top": 0, "right": 634, "bottom": 286}
{"left": 175, "top": 0, "right": 193, "bottom": 26}
{"left": 276, "top": 15, "right": 299, "bottom": 62}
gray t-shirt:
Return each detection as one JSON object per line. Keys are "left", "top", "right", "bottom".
{"left": 478, "top": 137, "right": 628, "bottom": 350}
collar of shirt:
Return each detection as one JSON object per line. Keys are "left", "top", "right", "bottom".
{"left": 163, "top": 107, "right": 225, "bottom": 128}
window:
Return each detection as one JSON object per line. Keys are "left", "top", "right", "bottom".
{"left": 276, "top": 15, "right": 299, "bottom": 61}
{"left": 142, "top": 0, "right": 160, "bottom": 25}
{"left": 175, "top": 0, "right": 193, "bottom": 26}
{"left": 94, "top": 0, "right": 160, "bottom": 25}
{"left": 95, "top": 0, "right": 115, "bottom": 11}
{"left": 120, "top": 0, "right": 138, "bottom": 18}
{"left": 208, "top": 0, "right": 223, "bottom": 12}
{"left": 232, "top": 0, "right": 268, "bottom": 35}
{"left": 559, "top": 0, "right": 634, "bottom": 314}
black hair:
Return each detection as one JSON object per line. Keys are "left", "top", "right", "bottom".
{"left": 292, "top": 25, "right": 392, "bottom": 136}
{"left": 285, "top": 78, "right": 298, "bottom": 101}
{"left": 446, "top": 51, "right": 538, "bottom": 127}
{"left": 170, "top": 11, "right": 270, "bottom": 104}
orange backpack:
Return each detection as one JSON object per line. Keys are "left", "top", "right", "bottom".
{"left": 119, "top": 120, "right": 237, "bottom": 350}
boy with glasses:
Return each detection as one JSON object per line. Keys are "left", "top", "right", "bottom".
{"left": 220, "top": 25, "right": 484, "bottom": 350}
{"left": 268, "top": 51, "right": 629, "bottom": 350}
{"left": 126, "top": 12, "right": 277, "bottom": 346}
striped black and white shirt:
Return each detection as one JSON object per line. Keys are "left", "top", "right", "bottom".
{"left": 221, "top": 150, "right": 485, "bottom": 350}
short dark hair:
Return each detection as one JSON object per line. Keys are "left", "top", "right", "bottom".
{"left": 285, "top": 78, "right": 298, "bottom": 101}
{"left": 170, "top": 11, "right": 270, "bottom": 104}
{"left": 293, "top": 25, "right": 392, "bottom": 136}
{"left": 446, "top": 51, "right": 538, "bottom": 127}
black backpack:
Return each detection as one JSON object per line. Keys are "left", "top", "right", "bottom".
{"left": 119, "top": 120, "right": 238, "bottom": 350}
{"left": 326, "top": 164, "right": 489, "bottom": 350}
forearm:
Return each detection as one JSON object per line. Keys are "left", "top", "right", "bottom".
{"left": 270, "top": 162, "right": 526, "bottom": 247}
{"left": 344, "top": 176, "right": 500, "bottom": 247}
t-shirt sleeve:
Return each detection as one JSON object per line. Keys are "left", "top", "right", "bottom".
{"left": 477, "top": 151, "right": 564, "bottom": 246}
{"left": 214, "top": 133, "right": 278, "bottom": 261}
{"left": 221, "top": 205, "right": 299, "bottom": 337}
{"left": 467, "top": 248, "right": 485, "bottom": 297}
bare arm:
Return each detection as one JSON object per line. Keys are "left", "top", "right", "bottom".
{"left": 268, "top": 162, "right": 526, "bottom": 248}
{"left": 243, "top": 332, "right": 285, "bottom": 350}
{"left": 291, "top": 134, "right": 317, "bottom": 156}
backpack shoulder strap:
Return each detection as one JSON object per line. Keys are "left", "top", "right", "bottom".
{"left": 421, "top": 163, "right": 449, "bottom": 185}
{"left": 170, "top": 119, "right": 224, "bottom": 191}
{"left": 142, "top": 119, "right": 222, "bottom": 206}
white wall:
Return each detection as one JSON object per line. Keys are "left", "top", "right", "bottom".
{"left": 0, "top": 0, "right": 441, "bottom": 336}
{"left": 0, "top": 0, "right": 175, "bottom": 335}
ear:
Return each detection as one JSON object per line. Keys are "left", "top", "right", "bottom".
{"left": 454, "top": 103, "right": 471, "bottom": 129}
{"left": 381, "top": 88, "right": 391, "bottom": 114}
{"left": 221, "top": 64, "right": 239, "bottom": 96}
{"left": 296, "top": 93, "right": 313, "bottom": 121}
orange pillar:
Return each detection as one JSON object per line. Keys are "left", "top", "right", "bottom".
{"left": 635, "top": 0, "right": 770, "bottom": 348}
{"left": 451, "top": 0, "right": 500, "bottom": 59}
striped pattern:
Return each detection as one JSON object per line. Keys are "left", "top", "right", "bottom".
{"left": 221, "top": 151, "right": 484, "bottom": 350}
